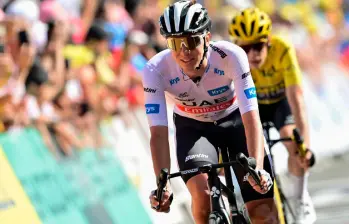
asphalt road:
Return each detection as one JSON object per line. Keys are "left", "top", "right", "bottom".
{"left": 308, "top": 151, "right": 349, "bottom": 224}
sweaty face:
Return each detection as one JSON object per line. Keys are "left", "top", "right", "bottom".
{"left": 241, "top": 42, "right": 268, "bottom": 69}
{"left": 168, "top": 34, "right": 207, "bottom": 74}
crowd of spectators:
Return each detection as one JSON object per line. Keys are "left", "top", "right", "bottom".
{"left": 0, "top": 0, "right": 348, "bottom": 159}
{"left": 0, "top": 0, "right": 168, "bottom": 158}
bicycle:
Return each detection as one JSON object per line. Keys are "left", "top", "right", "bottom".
{"left": 263, "top": 122, "right": 315, "bottom": 224}
{"left": 155, "top": 152, "right": 262, "bottom": 224}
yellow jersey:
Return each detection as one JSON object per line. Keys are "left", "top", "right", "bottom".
{"left": 251, "top": 36, "right": 302, "bottom": 105}
{"left": 63, "top": 45, "right": 115, "bottom": 85}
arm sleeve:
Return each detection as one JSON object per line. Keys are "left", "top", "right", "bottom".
{"left": 141, "top": 63, "right": 168, "bottom": 127}
{"left": 281, "top": 44, "right": 302, "bottom": 87}
{"left": 228, "top": 46, "right": 259, "bottom": 115}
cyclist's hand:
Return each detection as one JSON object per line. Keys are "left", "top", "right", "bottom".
{"left": 247, "top": 169, "right": 273, "bottom": 194}
{"left": 149, "top": 184, "right": 173, "bottom": 213}
{"left": 296, "top": 149, "right": 316, "bottom": 169}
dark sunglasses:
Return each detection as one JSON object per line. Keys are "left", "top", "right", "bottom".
{"left": 241, "top": 42, "right": 267, "bottom": 53}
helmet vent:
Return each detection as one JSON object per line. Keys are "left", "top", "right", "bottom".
{"left": 234, "top": 29, "right": 240, "bottom": 37}
{"left": 240, "top": 22, "right": 248, "bottom": 36}
{"left": 189, "top": 11, "right": 200, "bottom": 29}
{"left": 160, "top": 16, "right": 168, "bottom": 33}
{"left": 169, "top": 5, "right": 176, "bottom": 32}
{"left": 232, "top": 18, "right": 236, "bottom": 25}
{"left": 258, "top": 25, "right": 263, "bottom": 34}
{"left": 250, "top": 20, "right": 255, "bottom": 36}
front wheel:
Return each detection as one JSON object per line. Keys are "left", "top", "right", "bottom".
{"left": 231, "top": 215, "right": 249, "bottom": 224}
{"left": 209, "top": 212, "right": 226, "bottom": 224}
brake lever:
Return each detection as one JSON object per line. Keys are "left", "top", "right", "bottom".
{"left": 155, "top": 168, "right": 169, "bottom": 210}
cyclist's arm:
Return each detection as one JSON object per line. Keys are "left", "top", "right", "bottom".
{"left": 150, "top": 126, "right": 171, "bottom": 177}
{"left": 141, "top": 64, "right": 171, "bottom": 177}
{"left": 229, "top": 45, "right": 264, "bottom": 169}
{"left": 286, "top": 85, "right": 309, "bottom": 146}
{"left": 282, "top": 44, "right": 310, "bottom": 146}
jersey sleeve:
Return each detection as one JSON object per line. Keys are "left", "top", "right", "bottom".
{"left": 280, "top": 42, "right": 302, "bottom": 87}
{"left": 228, "top": 46, "right": 259, "bottom": 115}
{"left": 141, "top": 63, "right": 168, "bottom": 127}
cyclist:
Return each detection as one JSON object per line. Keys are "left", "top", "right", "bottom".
{"left": 143, "top": 1, "right": 278, "bottom": 223}
{"left": 229, "top": 8, "right": 316, "bottom": 223}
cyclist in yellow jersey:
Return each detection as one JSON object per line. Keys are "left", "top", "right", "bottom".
{"left": 229, "top": 8, "right": 316, "bottom": 223}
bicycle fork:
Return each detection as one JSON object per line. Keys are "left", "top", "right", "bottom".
{"left": 207, "top": 167, "right": 231, "bottom": 224}
{"left": 220, "top": 147, "right": 250, "bottom": 223}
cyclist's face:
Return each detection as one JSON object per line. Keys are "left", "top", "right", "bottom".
{"left": 169, "top": 33, "right": 210, "bottom": 72}
{"left": 241, "top": 42, "right": 268, "bottom": 69}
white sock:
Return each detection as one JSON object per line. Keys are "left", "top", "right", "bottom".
{"left": 284, "top": 172, "right": 309, "bottom": 201}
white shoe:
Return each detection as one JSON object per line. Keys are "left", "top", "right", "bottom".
{"left": 288, "top": 192, "right": 317, "bottom": 224}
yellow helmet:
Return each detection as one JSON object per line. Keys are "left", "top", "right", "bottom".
{"left": 229, "top": 8, "right": 272, "bottom": 45}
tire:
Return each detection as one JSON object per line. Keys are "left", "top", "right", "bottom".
{"left": 232, "top": 215, "right": 249, "bottom": 224}
{"left": 209, "top": 212, "right": 226, "bottom": 224}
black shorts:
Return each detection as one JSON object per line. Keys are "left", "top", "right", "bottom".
{"left": 258, "top": 98, "right": 295, "bottom": 131}
{"left": 174, "top": 109, "right": 274, "bottom": 203}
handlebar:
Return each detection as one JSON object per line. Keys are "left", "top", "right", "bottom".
{"left": 292, "top": 128, "right": 307, "bottom": 157}
{"left": 155, "top": 153, "right": 261, "bottom": 210}
{"left": 155, "top": 168, "right": 169, "bottom": 210}
{"left": 264, "top": 124, "right": 315, "bottom": 166}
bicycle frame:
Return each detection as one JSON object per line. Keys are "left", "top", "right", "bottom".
{"left": 206, "top": 147, "right": 248, "bottom": 224}
{"left": 156, "top": 153, "right": 259, "bottom": 224}
{"left": 219, "top": 147, "right": 249, "bottom": 222}
{"left": 262, "top": 122, "right": 296, "bottom": 222}
{"left": 206, "top": 162, "right": 233, "bottom": 223}
{"left": 263, "top": 122, "right": 293, "bottom": 150}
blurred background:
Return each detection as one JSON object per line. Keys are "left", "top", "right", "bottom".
{"left": 0, "top": 0, "right": 348, "bottom": 223}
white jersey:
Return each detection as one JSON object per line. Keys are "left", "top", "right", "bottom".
{"left": 142, "top": 40, "right": 258, "bottom": 127}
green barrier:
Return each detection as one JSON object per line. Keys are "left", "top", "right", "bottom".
{"left": 0, "top": 128, "right": 151, "bottom": 224}
{"left": 0, "top": 129, "right": 89, "bottom": 224}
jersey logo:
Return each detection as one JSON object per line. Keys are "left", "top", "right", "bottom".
{"left": 181, "top": 96, "right": 227, "bottom": 107}
{"left": 185, "top": 154, "right": 208, "bottom": 162}
{"left": 176, "top": 97, "right": 236, "bottom": 114}
{"left": 209, "top": 44, "right": 227, "bottom": 58}
{"left": 170, "top": 77, "right": 180, "bottom": 86}
{"left": 144, "top": 87, "right": 157, "bottom": 93}
{"left": 178, "top": 92, "right": 189, "bottom": 98}
{"left": 241, "top": 71, "right": 251, "bottom": 79}
{"left": 257, "top": 81, "right": 286, "bottom": 101}
{"left": 207, "top": 86, "right": 229, "bottom": 96}
{"left": 214, "top": 68, "right": 224, "bottom": 76}
{"left": 180, "top": 39, "right": 188, "bottom": 48}
{"left": 145, "top": 104, "right": 160, "bottom": 114}
{"left": 244, "top": 87, "right": 257, "bottom": 99}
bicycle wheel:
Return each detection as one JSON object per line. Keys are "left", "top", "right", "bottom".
{"left": 231, "top": 215, "right": 248, "bottom": 224}
{"left": 209, "top": 212, "right": 226, "bottom": 224}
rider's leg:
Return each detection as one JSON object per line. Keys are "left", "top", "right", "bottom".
{"left": 279, "top": 124, "right": 305, "bottom": 176}
{"left": 275, "top": 100, "right": 316, "bottom": 223}
{"left": 246, "top": 198, "right": 279, "bottom": 224}
{"left": 174, "top": 113, "right": 220, "bottom": 224}
{"left": 186, "top": 173, "right": 211, "bottom": 224}
{"left": 236, "top": 155, "right": 279, "bottom": 224}
{"left": 213, "top": 109, "right": 279, "bottom": 223}
{"left": 274, "top": 99, "right": 307, "bottom": 197}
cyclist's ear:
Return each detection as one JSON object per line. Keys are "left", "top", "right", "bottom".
{"left": 267, "top": 36, "right": 271, "bottom": 48}
{"left": 205, "top": 32, "right": 211, "bottom": 43}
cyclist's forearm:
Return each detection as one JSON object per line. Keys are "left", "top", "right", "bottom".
{"left": 241, "top": 110, "right": 265, "bottom": 169}
{"left": 286, "top": 87, "right": 310, "bottom": 146}
{"left": 150, "top": 128, "right": 171, "bottom": 178}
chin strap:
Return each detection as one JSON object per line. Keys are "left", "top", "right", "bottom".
{"left": 195, "top": 36, "right": 208, "bottom": 70}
